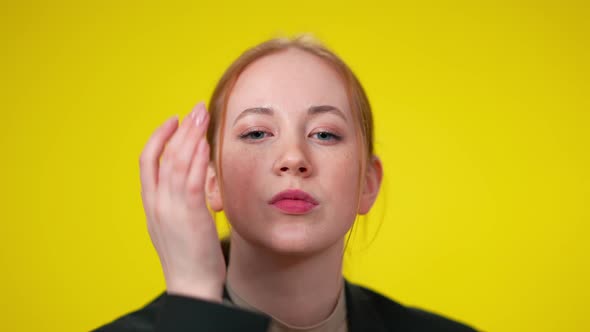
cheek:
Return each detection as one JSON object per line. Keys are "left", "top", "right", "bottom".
{"left": 333, "top": 144, "right": 358, "bottom": 178}
{"left": 320, "top": 149, "right": 360, "bottom": 205}
{"left": 219, "top": 145, "right": 263, "bottom": 202}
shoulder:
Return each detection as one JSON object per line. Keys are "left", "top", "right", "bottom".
{"left": 345, "top": 281, "right": 478, "bottom": 332}
{"left": 92, "top": 293, "right": 165, "bottom": 332}
{"left": 92, "top": 291, "right": 269, "bottom": 332}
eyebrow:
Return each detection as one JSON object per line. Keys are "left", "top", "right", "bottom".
{"left": 232, "top": 105, "right": 347, "bottom": 126}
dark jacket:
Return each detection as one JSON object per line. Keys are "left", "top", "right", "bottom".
{"left": 94, "top": 240, "right": 477, "bottom": 332}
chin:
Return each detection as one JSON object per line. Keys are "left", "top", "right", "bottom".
{"left": 228, "top": 212, "right": 351, "bottom": 258}
{"left": 264, "top": 223, "right": 343, "bottom": 257}
{"left": 267, "top": 234, "right": 314, "bottom": 256}
{"left": 232, "top": 223, "right": 323, "bottom": 257}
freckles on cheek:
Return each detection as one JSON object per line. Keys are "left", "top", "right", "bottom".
{"left": 334, "top": 151, "right": 361, "bottom": 191}
{"left": 221, "top": 146, "right": 261, "bottom": 191}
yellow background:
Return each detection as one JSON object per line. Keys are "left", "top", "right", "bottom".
{"left": 1, "top": 1, "right": 588, "bottom": 331}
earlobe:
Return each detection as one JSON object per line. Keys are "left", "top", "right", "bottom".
{"left": 205, "top": 163, "right": 224, "bottom": 212}
{"left": 358, "top": 156, "right": 383, "bottom": 215}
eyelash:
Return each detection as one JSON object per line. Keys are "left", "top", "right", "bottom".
{"left": 239, "top": 130, "right": 271, "bottom": 140}
{"left": 238, "top": 130, "right": 342, "bottom": 142}
{"left": 311, "top": 131, "right": 342, "bottom": 141}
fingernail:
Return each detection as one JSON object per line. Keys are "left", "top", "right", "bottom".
{"left": 195, "top": 103, "right": 207, "bottom": 126}
{"left": 189, "top": 103, "right": 199, "bottom": 119}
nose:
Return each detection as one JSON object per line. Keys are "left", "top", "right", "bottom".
{"left": 273, "top": 142, "right": 313, "bottom": 177}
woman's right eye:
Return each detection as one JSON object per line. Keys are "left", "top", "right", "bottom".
{"left": 239, "top": 130, "right": 272, "bottom": 141}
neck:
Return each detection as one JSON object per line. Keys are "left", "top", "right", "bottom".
{"left": 226, "top": 232, "right": 345, "bottom": 326}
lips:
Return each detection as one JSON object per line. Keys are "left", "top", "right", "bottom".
{"left": 269, "top": 189, "right": 319, "bottom": 214}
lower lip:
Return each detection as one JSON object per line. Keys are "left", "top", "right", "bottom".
{"left": 272, "top": 200, "right": 317, "bottom": 214}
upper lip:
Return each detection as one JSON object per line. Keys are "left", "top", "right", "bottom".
{"left": 269, "top": 189, "right": 319, "bottom": 205}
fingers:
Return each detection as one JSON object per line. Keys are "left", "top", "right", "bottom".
{"left": 171, "top": 103, "right": 205, "bottom": 153}
{"left": 139, "top": 115, "right": 179, "bottom": 194}
{"left": 169, "top": 105, "right": 210, "bottom": 193}
{"left": 185, "top": 133, "right": 210, "bottom": 200}
{"left": 159, "top": 102, "right": 206, "bottom": 191}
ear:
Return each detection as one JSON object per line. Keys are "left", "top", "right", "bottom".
{"left": 205, "top": 162, "right": 223, "bottom": 212}
{"left": 358, "top": 155, "right": 383, "bottom": 215}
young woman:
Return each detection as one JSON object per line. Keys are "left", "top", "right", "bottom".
{"left": 95, "top": 35, "right": 477, "bottom": 332}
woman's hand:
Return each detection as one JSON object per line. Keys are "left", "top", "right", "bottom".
{"left": 139, "top": 102, "right": 225, "bottom": 302}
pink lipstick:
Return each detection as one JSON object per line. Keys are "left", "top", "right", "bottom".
{"left": 269, "top": 189, "right": 319, "bottom": 214}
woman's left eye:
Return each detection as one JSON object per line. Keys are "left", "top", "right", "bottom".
{"left": 311, "top": 131, "right": 341, "bottom": 141}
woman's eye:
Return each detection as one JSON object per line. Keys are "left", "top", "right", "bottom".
{"left": 240, "top": 130, "right": 270, "bottom": 140}
{"left": 311, "top": 131, "right": 341, "bottom": 141}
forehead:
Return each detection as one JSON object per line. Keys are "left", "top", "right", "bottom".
{"left": 227, "top": 48, "right": 350, "bottom": 117}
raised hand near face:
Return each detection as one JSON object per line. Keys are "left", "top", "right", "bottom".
{"left": 139, "top": 102, "right": 225, "bottom": 302}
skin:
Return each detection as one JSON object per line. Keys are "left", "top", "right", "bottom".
{"left": 214, "top": 48, "right": 361, "bottom": 255}
{"left": 206, "top": 48, "right": 383, "bottom": 325}
{"left": 140, "top": 103, "right": 226, "bottom": 302}
{"left": 139, "top": 46, "right": 382, "bottom": 327}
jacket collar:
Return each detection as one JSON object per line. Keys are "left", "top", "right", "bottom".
{"left": 220, "top": 280, "right": 387, "bottom": 332}
{"left": 344, "top": 279, "right": 389, "bottom": 332}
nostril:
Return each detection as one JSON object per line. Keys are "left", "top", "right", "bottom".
{"left": 279, "top": 166, "right": 308, "bottom": 173}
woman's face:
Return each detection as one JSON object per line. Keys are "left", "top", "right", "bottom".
{"left": 212, "top": 48, "right": 362, "bottom": 255}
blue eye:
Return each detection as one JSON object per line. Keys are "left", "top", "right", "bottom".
{"left": 240, "top": 130, "right": 269, "bottom": 140}
{"left": 312, "top": 131, "right": 341, "bottom": 141}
